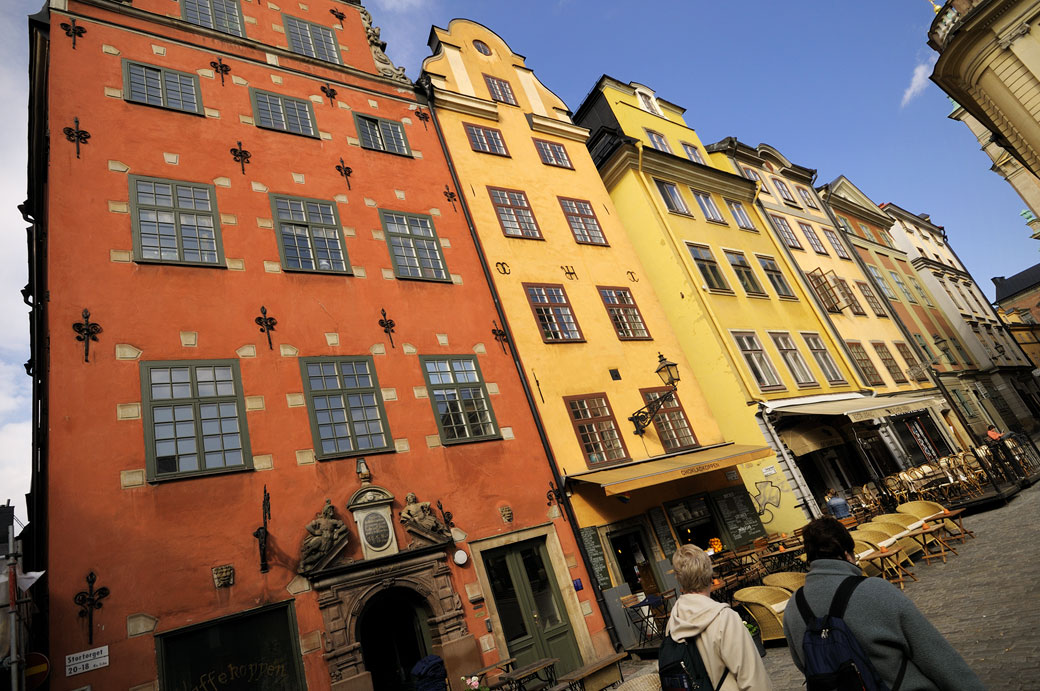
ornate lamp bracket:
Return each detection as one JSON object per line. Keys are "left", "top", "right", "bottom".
{"left": 321, "top": 82, "right": 338, "bottom": 105}
{"left": 72, "top": 308, "right": 102, "bottom": 362}
{"left": 628, "top": 386, "right": 676, "bottom": 435}
{"left": 491, "top": 320, "right": 509, "bottom": 353}
{"left": 74, "top": 572, "right": 110, "bottom": 645}
{"left": 415, "top": 109, "right": 430, "bottom": 130}
{"left": 436, "top": 499, "right": 455, "bottom": 530}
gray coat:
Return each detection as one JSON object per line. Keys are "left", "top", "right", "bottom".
{"left": 782, "top": 559, "right": 985, "bottom": 690}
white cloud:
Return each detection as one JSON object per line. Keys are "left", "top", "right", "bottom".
{"left": 0, "top": 420, "right": 32, "bottom": 525}
{"left": 901, "top": 54, "right": 938, "bottom": 108}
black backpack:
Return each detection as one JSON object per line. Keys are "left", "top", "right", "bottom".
{"left": 794, "top": 576, "right": 907, "bottom": 691}
{"left": 659, "top": 633, "right": 729, "bottom": 691}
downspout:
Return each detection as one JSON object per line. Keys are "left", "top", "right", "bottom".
{"left": 419, "top": 79, "right": 621, "bottom": 652}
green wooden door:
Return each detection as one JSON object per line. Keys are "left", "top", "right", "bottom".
{"left": 483, "top": 539, "right": 582, "bottom": 674}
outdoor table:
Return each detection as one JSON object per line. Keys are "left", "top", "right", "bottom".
{"left": 549, "top": 651, "right": 627, "bottom": 691}
{"left": 498, "top": 658, "right": 559, "bottom": 691}
{"left": 759, "top": 544, "right": 806, "bottom": 574}
{"left": 906, "top": 525, "right": 958, "bottom": 564}
{"left": 861, "top": 547, "right": 917, "bottom": 590}
{"left": 930, "top": 508, "right": 975, "bottom": 543}
{"left": 471, "top": 657, "right": 516, "bottom": 688}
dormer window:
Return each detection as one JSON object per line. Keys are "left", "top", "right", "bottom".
{"left": 637, "top": 90, "right": 660, "bottom": 115}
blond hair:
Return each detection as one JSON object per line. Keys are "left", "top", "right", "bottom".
{"left": 672, "top": 544, "right": 713, "bottom": 593}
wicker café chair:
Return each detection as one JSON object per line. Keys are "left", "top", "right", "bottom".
{"left": 733, "top": 586, "right": 789, "bottom": 642}
{"left": 762, "top": 571, "right": 806, "bottom": 593}
{"left": 883, "top": 475, "right": 908, "bottom": 503}
{"left": 876, "top": 513, "right": 937, "bottom": 548}
{"left": 869, "top": 521, "right": 923, "bottom": 560}
{"left": 853, "top": 540, "right": 883, "bottom": 577}
{"left": 614, "top": 674, "right": 662, "bottom": 691}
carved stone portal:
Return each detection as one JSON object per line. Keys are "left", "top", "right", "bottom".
{"left": 347, "top": 484, "right": 400, "bottom": 561}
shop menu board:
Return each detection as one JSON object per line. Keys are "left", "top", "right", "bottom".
{"left": 579, "top": 526, "right": 611, "bottom": 591}
{"left": 648, "top": 507, "right": 678, "bottom": 559}
{"left": 711, "top": 487, "right": 766, "bottom": 547}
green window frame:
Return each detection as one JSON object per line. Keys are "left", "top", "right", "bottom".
{"left": 380, "top": 210, "right": 449, "bottom": 282}
{"left": 354, "top": 114, "right": 411, "bottom": 156}
{"left": 283, "top": 14, "right": 341, "bottom": 64}
{"left": 128, "top": 175, "right": 225, "bottom": 266}
{"left": 757, "top": 255, "right": 795, "bottom": 298}
{"left": 687, "top": 244, "right": 731, "bottom": 292}
{"left": 270, "top": 194, "right": 349, "bottom": 274}
{"left": 181, "top": 0, "right": 245, "bottom": 37}
{"left": 419, "top": 356, "right": 499, "bottom": 444}
{"left": 300, "top": 356, "right": 391, "bottom": 459}
{"left": 725, "top": 250, "right": 765, "bottom": 296}
{"left": 249, "top": 88, "right": 317, "bottom": 137}
{"left": 140, "top": 359, "right": 252, "bottom": 481}
{"left": 122, "top": 60, "right": 203, "bottom": 115}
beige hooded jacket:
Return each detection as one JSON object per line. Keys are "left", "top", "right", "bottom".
{"left": 664, "top": 593, "right": 773, "bottom": 691}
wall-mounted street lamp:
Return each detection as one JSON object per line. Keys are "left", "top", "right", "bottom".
{"left": 932, "top": 334, "right": 952, "bottom": 363}
{"left": 628, "top": 353, "right": 680, "bottom": 435}
{"left": 995, "top": 343, "right": 1006, "bottom": 358}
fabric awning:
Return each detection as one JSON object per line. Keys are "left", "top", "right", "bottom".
{"left": 567, "top": 443, "right": 773, "bottom": 496}
{"left": 769, "top": 394, "right": 938, "bottom": 423}
{"left": 780, "top": 424, "right": 844, "bottom": 456}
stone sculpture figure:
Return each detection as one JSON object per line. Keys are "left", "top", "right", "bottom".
{"left": 399, "top": 492, "right": 450, "bottom": 539}
{"left": 300, "top": 499, "right": 349, "bottom": 572}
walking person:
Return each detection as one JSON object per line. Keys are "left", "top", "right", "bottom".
{"left": 663, "top": 544, "right": 771, "bottom": 690}
{"left": 784, "top": 517, "right": 985, "bottom": 690}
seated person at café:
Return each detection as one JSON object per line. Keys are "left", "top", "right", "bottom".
{"left": 986, "top": 424, "right": 1007, "bottom": 442}
{"left": 823, "top": 489, "right": 851, "bottom": 519}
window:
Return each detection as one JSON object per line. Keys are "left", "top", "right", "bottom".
{"left": 473, "top": 40, "right": 492, "bottom": 56}
{"left": 889, "top": 271, "right": 917, "bottom": 303}
{"left": 355, "top": 114, "right": 410, "bottom": 155}
{"left": 141, "top": 360, "right": 251, "bottom": 480}
{"left": 687, "top": 245, "right": 730, "bottom": 291}
{"left": 381, "top": 211, "right": 449, "bottom": 280}
{"left": 638, "top": 91, "right": 660, "bottom": 115}
{"left": 938, "top": 280, "right": 962, "bottom": 309}
{"left": 251, "top": 89, "right": 316, "bottom": 137}
{"left": 464, "top": 124, "right": 508, "bottom": 155}
{"left": 770, "top": 215, "right": 803, "bottom": 249}
{"left": 965, "top": 284, "right": 988, "bottom": 313}
{"left": 807, "top": 270, "right": 841, "bottom": 313}
{"left": 420, "top": 356, "right": 498, "bottom": 443}
{"left": 560, "top": 198, "right": 607, "bottom": 245}
{"left": 484, "top": 75, "right": 517, "bottom": 105}
{"left": 797, "top": 187, "right": 818, "bottom": 208}
{"left": 909, "top": 277, "right": 933, "bottom": 306}
{"left": 271, "top": 195, "right": 347, "bottom": 273}
{"left": 867, "top": 266, "right": 897, "bottom": 300}
{"left": 692, "top": 190, "right": 725, "bottom": 223}
{"left": 770, "top": 332, "right": 817, "bottom": 386}
{"left": 895, "top": 342, "right": 929, "bottom": 381}
{"left": 822, "top": 229, "right": 851, "bottom": 259}
{"left": 655, "top": 180, "right": 690, "bottom": 214}
{"left": 857, "top": 281, "right": 888, "bottom": 317}
{"left": 534, "top": 139, "right": 572, "bottom": 168}
{"left": 726, "top": 200, "right": 756, "bottom": 230}
{"left": 123, "top": 61, "right": 202, "bottom": 115}
{"left": 524, "top": 283, "right": 583, "bottom": 342}
{"left": 725, "top": 251, "right": 765, "bottom": 296}
{"left": 489, "top": 188, "right": 541, "bottom": 239}
{"left": 802, "top": 333, "right": 846, "bottom": 384}
{"left": 129, "top": 176, "right": 223, "bottom": 266}
{"left": 641, "top": 388, "right": 698, "bottom": 451}
{"left": 646, "top": 130, "right": 671, "bottom": 153}
{"left": 871, "top": 343, "right": 908, "bottom": 383}
{"left": 284, "top": 15, "right": 340, "bottom": 64}
{"left": 565, "top": 394, "right": 628, "bottom": 465}
{"left": 301, "top": 357, "right": 390, "bottom": 458}
{"left": 799, "top": 222, "right": 828, "bottom": 255}
{"left": 743, "top": 167, "right": 771, "bottom": 194}
{"left": 836, "top": 215, "right": 853, "bottom": 233}
{"left": 913, "top": 333, "right": 936, "bottom": 363}
{"left": 835, "top": 278, "right": 865, "bottom": 315}
{"left": 878, "top": 230, "right": 895, "bottom": 248}
{"left": 772, "top": 178, "right": 796, "bottom": 203}
{"left": 951, "top": 389, "right": 977, "bottom": 417}
{"left": 682, "top": 142, "right": 705, "bottom": 164}
{"left": 846, "top": 341, "right": 885, "bottom": 386}
{"left": 733, "top": 332, "right": 784, "bottom": 391}
{"left": 599, "top": 287, "right": 650, "bottom": 340}
{"left": 757, "top": 256, "right": 795, "bottom": 297}
{"left": 857, "top": 223, "right": 877, "bottom": 242}
{"left": 182, "top": 0, "right": 244, "bottom": 37}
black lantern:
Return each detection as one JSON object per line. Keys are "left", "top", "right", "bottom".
{"left": 655, "top": 353, "right": 680, "bottom": 387}
{"left": 629, "top": 353, "right": 680, "bottom": 436}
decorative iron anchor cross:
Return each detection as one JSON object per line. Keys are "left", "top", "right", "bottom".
{"left": 253, "top": 485, "right": 271, "bottom": 573}
{"left": 230, "top": 141, "right": 251, "bottom": 175}
{"left": 72, "top": 308, "right": 102, "bottom": 362}
{"left": 74, "top": 572, "right": 110, "bottom": 645}
{"left": 210, "top": 57, "right": 231, "bottom": 86}
{"left": 321, "top": 82, "right": 338, "bottom": 105}
{"left": 60, "top": 18, "right": 86, "bottom": 49}
{"left": 437, "top": 499, "right": 455, "bottom": 530}
{"left": 329, "top": 7, "right": 345, "bottom": 26}
{"left": 379, "top": 308, "right": 396, "bottom": 348}
{"left": 415, "top": 109, "right": 430, "bottom": 130}
{"left": 335, "top": 158, "right": 352, "bottom": 190}
{"left": 255, "top": 306, "right": 277, "bottom": 350}
{"left": 491, "top": 321, "right": 509, "bottom": 353}
{"left": 63, "top": 117, "right": 91, "bottom": 159}
{"left": 443, "top": 184, "right": 458, "bottom": 212}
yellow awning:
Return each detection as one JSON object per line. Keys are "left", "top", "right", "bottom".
{"left": 770, "top": 394, "right": 938, "bottom": 423}
{"left": 780, "top": 424, "right": 845, "bottom": 456}
{"left": 567, "top": 443, "right": 773, "bottom": 496}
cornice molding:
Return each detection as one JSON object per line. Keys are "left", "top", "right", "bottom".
{"left": 429, "top": 86, "right": 500, "bottom": 121}
{"left": 599, "top": 144, "right": 757, "bottom": 201}
{"left": 526, "top": 113, "right": 589, "bottom": 143}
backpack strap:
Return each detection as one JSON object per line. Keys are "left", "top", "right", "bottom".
{"left": 891, "top": 652, "right": 909, "bottom": 691}
{"left": 681, "top": 636, "right": 730, "bottom": 691}
{"left": 793, "top": 586, "right": 816, "bottom": 625}
{"left": 714, "top": 667, "right": 729, "bottom": 691}
{"left": 827, "top": 576, "right": 867, "bottom": 620}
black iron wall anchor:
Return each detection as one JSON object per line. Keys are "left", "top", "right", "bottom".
{"left": 60, "top": 17, "right": 86, "bottom": 49}
{"left": 74, "top": 572, "right": 110, "bottom": 645}
{"left": 443, "top": 185, "right": 458, "bottom": 212}
{"left": 546, "top": 481, "right": 568, "bottom": 521}
{"left": 63, "top": 117, "right": 91, "bottom": 159}
{"left": 415, "top": 109, "right": 430, "bottom": 130}
{"left": 379, "top": 308, "right": 396, "bottom": 348}
{"left": 329, "top": 7, "right": 345, "bottom": 26}
{"left": 436, "top": 500, "right": 455, "bottom": 530}
{"left": 335, "top": 158, "right": 352, "bottom": 190}
{"left": 321, "top": 82, "right": 338, "bottom": 105}
{"left": 255, "top": 306, "right": 277, "bottom": 350}
{"left": 230, "top": 141, "right": 251, "bottom": 175}
{"left": 253, "top": 485, "right": 271, "bottom": 573}
{"left": 210, "top": 57, "right": 231, "bottom": 86}
{"left": 491, "top": 320, "right": 508, "bottom": 353}
{"left": 72, "top": 308, "right": 102, "bottom": 363}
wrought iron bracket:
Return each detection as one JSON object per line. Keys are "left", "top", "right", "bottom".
{"left": 210, "top": 56, "right": 231, "bottom": 86}
{"left": 73, "top": 308, "right": 102, "bottom": 363}
{"left": 253, "top": 485, "right": 271, "bottom": 573}
{"left": 63, "top": 117, "right": 91, "bottom": 159}
{"left": 628, "top": 386, "right": 676, "bottom": 435}
{"left": 230, "top": 141, "right": 251, "bottom": 174}
{"left": 379, "top": 308, "right": 396, "bottom": 348}
{"left": 443, "top": 184, "right": 458, "bottom": 212}
{"left": 61, "top": 18, "right": 86, "bottom": 49}
{"left": 336, "top": 157, "right": 352, "bottom": 190}
{"left": 255, "top": 306, "right": 277, "bottom": 350}
{"left": 74, "top": 572, "right": 110, "bottom": 645}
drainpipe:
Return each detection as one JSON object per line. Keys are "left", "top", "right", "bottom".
{"left": 418, "top": 79, "right": 621, "bottom": 652}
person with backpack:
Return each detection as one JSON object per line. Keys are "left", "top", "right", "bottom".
{"left": 783, "top": 517, "right": 985, "bottom": 690}
{"left": 660, "top": 544, "right": 771, "bottom": 690}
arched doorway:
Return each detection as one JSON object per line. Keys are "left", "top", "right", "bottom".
{"left": 358, "top": 587, "right": 433, "bottom": 690}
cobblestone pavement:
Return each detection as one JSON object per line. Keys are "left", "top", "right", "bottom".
{"left": 619, "top": 483, "right": 1040, "bottom": 689}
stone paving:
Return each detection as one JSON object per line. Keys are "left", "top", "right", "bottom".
{"left": 619, "top": 483, "right": 1040, "bottom": 689}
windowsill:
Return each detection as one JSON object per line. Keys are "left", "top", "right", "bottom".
{"left": 148, "top": 463, "right": 253, "bottom": 484}
{"left": 787, "top": 246, "right": 806, "bottom": 252}
{"left": 393, "top": 273, "right": 454, "bottom": 284}
{"left": 705, "top": 288, "right": 736, "bottom": 296}
{"left": 135, "top": 257, "right": 228, "bottom": 269}
{"left": 315, "top": 446, "right": 396, "bottom": 462}
{"left": 617, "top": 336, "right": 654, "bottom": 342}
{"left": 585, "top": 456, "right": 634, "bottom": 470}
{"left": 255, "top": 123, "right": 320, "bottom": 140}
{"left": 812, "top": 250, "right": 829, "bottom": 256}
{"left": 796, "top": 382, "right": 822, "bottom": 390}
{"left": 705, "top": 218, "right": 729, "bottom": 227}
{"left": 778, "top": 296, "right": 800, "bottom": 301}
{"left": 745, "top": 292, "right": 771, "bottom": 300}
{"left": 541, "top": 338, "right": 588, "bottom": 344}
{"left": 286, "top": 49, "right": 343, "bottom": 67}
{"left": 359, "top": 146, "right": 414, "bottom": 159}
{"left": 667, "top": 210, "right": 695, "bottom": 218}
{"left": 574, "top": 239, "right": 610, "bottom": 247}
{"left": 490, "top": 99, "right": 520, "bottom": 108}
{"left": 826, "top": 380, "right": 850, "bottom": 387}
{"left": 781, "top": 199, "right": 801, "bottom": 209}
{"left": 125, "top": 98, "right": 206, "bottom": 118}
{"left": 503, "top": 233, "right": 546, "bottom": 241}
{"left": 758, "top": 385, "right": 788, "bottom": 393}
{"left": 440, "top": 434, "right": 504, "bottom": 447}
{"left": 282, "top": 266, "right": 354, "bottom": 276}
{"left": 473, "top": 149, "right": 511, "bottom": 158}
{"left": 736, "top": 226, "right": 760, "bottom": 233}
{"left": 541, "top": 162, "right": 575, "bottom": 170}
{"left": 837, "top": 256, "right": 854, "bottom": 261}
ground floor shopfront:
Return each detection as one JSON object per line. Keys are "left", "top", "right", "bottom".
{"left": 944, "top": 370, "right": 1040, "bottom": 438}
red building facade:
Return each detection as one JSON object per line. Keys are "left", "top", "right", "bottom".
{"left": 24, "top": 1, "right": 607, "bottom": 689}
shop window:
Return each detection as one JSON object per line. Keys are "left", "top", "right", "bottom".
{"left": 181, "top": 0, "right": 245, "bottom": 37}
{"left": 129, "top": 176, "right": 224, "bottom": 266}
{"left": 380, "top": 210, "right": 449, "bottom": 281}
{"left": 123, "top": 60, "right": 203, "bottom": 115}
{"left": 284, "top": 14, "right": 340, "bottom": 64}
{"left": 420, "top": 356, "right": 498, "bottom": 443}
{"left": 564, "top": 393, "right": 628, "bottom": 465}
{"left": 300, "top": 356, "right": 391, "bottom": 458}
{"left": 271, "top": 194, "right": 349, "bottom": 273}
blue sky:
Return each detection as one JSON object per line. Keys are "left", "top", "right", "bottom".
{"left": 0, "top": 0, "right": 1035, "bottom": 521}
